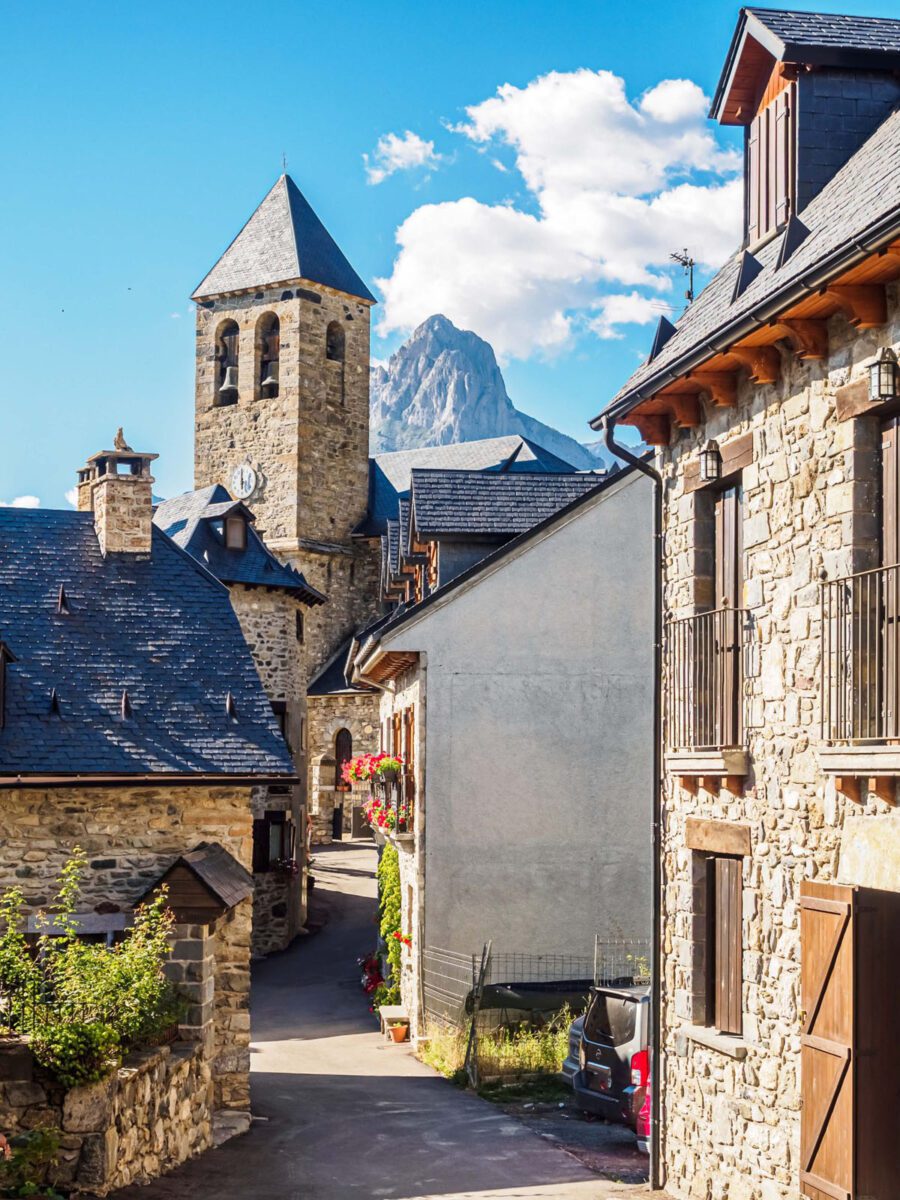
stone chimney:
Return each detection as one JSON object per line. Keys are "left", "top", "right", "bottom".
{"left": 77, "top": 431, "right": 158, "bottom": 556}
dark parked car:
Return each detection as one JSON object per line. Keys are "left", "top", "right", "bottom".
{"left": 565, "top": 984, "right": 650, "bottom": 1128}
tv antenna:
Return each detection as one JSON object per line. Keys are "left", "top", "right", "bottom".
{"left": 282, "top": 151, "right": 288, "bottom": 173}
{"left": 670, "top": 248, "right": 695, "bottom": 304}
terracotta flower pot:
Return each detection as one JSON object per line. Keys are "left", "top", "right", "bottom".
{"left": 389, "top": 1022, "right": 409, "bottom": 1044}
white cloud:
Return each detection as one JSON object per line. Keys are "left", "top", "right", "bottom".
{"left": 590, "top": 292, "right": 666, "bottom": 340}
{"left": 0, "top": 495, "right": 40, "bottom": 508}
{"left": 65, "top": 487, "right": 79, "bottom": 508}
{"left": 376, "top": 68, "right": 742, "bottom": 357}
{"left": 365, "top": 131, "right": 441, "bottom": 185}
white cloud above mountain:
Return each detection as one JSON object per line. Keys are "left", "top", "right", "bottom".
{"left": 375, "top": 69, "right": 742, "bottom": 359}
{"left": 365, "top": 131, "right": 441, "bottom": 185}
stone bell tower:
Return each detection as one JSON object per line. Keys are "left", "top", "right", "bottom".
{"left": 191, "top": 175, "right": 379, "bottom": 668}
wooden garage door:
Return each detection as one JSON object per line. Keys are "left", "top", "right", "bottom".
{"left": 800, "top": 881, "right": 855, "bottom": 1200}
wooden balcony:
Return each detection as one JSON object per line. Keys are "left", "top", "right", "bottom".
{"left": 665, "top": 606, "right": 749, "bottom": 781}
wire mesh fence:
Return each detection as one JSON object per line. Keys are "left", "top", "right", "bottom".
{"left": 421, "top": 935, "right": 651, "bottom": 1087}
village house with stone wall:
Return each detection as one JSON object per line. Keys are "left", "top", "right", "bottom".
{"left": 353, "top": 466, "right": 655, "bottom": 1035}
{"left": 153, "top": 486, "right": 325, "bottom": 957}
{"left": 593, "top": 9, "right": 900, "bottom": 1200}
{"left": 0, "top": 439, "right": 296, "bottom": 1192}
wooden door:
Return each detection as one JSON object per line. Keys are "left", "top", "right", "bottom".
{"left": 800, "top": 881, "right": 855, "bottom": 1200}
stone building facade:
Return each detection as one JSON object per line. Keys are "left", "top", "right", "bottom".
{"left": 592, "top": 11, "right": 900, "bottom": 1198}
{"left": 307, "top": 689, "right": 380, "bottom": 843}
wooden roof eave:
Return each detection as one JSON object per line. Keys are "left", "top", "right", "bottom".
{"left": 355, "top": 645, "right": 419, "bottom": 689}
{"left": 603, "top": 236, "right": 900, "bottom": 446}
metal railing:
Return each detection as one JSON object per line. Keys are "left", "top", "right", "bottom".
{"left": 372, "top": 771, "right": 416, "bottom": 834}
{"left": 822, "top": 562, "right": 900, "bottom": 743}
{"left": 666, "top": 607, "right": 748, "bottom": 751}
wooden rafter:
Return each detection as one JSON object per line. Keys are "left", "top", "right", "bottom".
{"left": 728, "top": 344, "right": 781, "bottom": 385}
{"left": 629, "top": 412, "right": 671, "bottom": 446}
{"left": 667, "top": 396, "right": 702, "bottom": 428}
{"left": 823, "top": 284, "right": 886, "bottom": 330}
{"left": 687, "top": 371, "right": 738, "bottom": 408}
{"left": 776, "top": 318, "right": 829, "bottom": 361}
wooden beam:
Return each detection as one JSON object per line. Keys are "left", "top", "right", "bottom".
{"left": 868, "top": 777, "right": 898, "bottom": 806}
{"left": 728, "top": 344, "right": 781, "bottom": 385}
{"left": 835, "top": 776, "right": 862, "bottom": 805}
{"left": 824, "top": 284, "right": 886, "bottom": 330}
{"left": 688, "top": 371, "right": 737, "bottom": 408}
{"left": 667, "top": 395, "right": 702, "bottom": 428}
{"left": 685, "top": 816, "right": 751, "bottom": 856}
{"left": 776, "top": 318, "right": 829, "bottom": 361}
{"left": 629, "top": 412, "right": 671, "bottom": 446}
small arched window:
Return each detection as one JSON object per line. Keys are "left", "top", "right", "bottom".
{"left": 335, "top": 728, "right": 352, "bottom": 791}
{"left": 214, "top": 320, "right": 240, "bottom": 406}
{"left": 257, "top": 312, "right": 280, "bottom": 399}
{"left": 326, "top": 321, "right": 345, "bottom": 363}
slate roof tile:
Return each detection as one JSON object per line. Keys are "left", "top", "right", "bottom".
{"left": 0, "top": 508, "right": 294, "bottom": 779}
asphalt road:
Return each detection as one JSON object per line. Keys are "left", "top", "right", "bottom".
{"left": 114, "top": 841, "right": 649, "bottom": 1200}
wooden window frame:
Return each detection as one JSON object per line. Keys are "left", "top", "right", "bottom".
{"left": 692, "top": 851, "right": 743, "bottom": 1036}
{"left": 252, "top": 810, "right": 289, "bottom": 873}
{"left": 746, "top": 83, "right": 795, "bottom": 245}
{"left": 225, "top": 515, "right": 247, "bottom": 551}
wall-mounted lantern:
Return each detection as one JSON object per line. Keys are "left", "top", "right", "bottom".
{"left": 700, "top": 440, "right": 722, "bottom": 483}
{"left": 869, "top": 347, "right": 899, "bottom": 403}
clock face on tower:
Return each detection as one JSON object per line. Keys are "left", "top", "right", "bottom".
{"left": 231, "top": 462, "right": 258, "bottom": 500}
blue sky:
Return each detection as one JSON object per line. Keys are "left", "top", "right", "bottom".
{"left": 1, "top": 0, "right": 895, "bottom": 508}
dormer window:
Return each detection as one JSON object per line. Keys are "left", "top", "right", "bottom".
{"left": 746, "top": 82, "right": 795, "bottom": 246}
{"left": 225, "top": 516, "right": 247, "bottom": 551}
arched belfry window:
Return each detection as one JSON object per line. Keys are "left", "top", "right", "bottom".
{"left": 214, "top": 320, "right": 240, "bottom": 406}
{"left": 335, "top": 728, "right": 352, "bottom": 791}
{"left": 326, "top": 321, "right": 345, "bottom": 363}
{"left": 257, "top": 313, "right": 280, "bottom": 399}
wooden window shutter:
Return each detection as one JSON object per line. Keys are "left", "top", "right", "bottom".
{"left": 747, "top": 116, "right": 761, "bottom": 243}
{"left": 773, "top": 85, "right": 794, "bottom": 228}
{"left": 714, "top": 856, "right": 742, "bottom": 1035}
{"left": 252, "top": 818, "right": 269, "bottom": 873}
{"left": 882, "top": 417, "right": 899, "bottom": 568}
{"left": 714, "top": 485, "right": 743, "bottom": 610}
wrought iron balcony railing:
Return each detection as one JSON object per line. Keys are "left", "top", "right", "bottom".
{"left": 372, "top": 771, "right": 417, "bottom": 835}
{"left": 666, "top": 606, "right": 748, "bottom": 752}
{"left": 822, "top": 563, "right": 900, "bottom": 743}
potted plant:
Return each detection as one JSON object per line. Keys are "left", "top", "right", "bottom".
{"left": 388, "top": 1020, "right": 409, "bottom": 1044}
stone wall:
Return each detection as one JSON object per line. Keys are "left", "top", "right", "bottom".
{"left": 231, "top": 585, "right": 307, "bottom": 955}
{"left": 0, "top": 785, "right": 254, "bottom": 1115}
{"left": 307, "top": 691, "right": 380, "bottom": 843}
{"left": 193, "top": 282, "right": 381, "bottom": 678}
{"left": 0, "top": 1042, "right": 211, "bottom": 1195}
{"left": 657, "top": 292, "right": 900, "bottom": 1200}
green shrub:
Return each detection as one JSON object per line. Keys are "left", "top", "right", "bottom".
{"left": 31, "top": 1021, "right": 120, "bottom": 1088}
{"left": 0, "top": 1128, "right": 63, "bottom": 1198}
{"left": 0, "top": 848, "right": 183, "bottom": 1087}
{"left": 375, "top": 846, "right": 402, "bottom": 1005}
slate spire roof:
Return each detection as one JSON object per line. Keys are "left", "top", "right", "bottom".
{"left": 192, "top": 174, "right": 376, "bottom": 303}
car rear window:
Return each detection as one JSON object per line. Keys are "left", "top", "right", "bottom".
{"left": 583, "top": 993, "right": 637, "bottom": 1046}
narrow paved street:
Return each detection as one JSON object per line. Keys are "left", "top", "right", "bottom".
{"left": 117, "top": 842, "right": 649, "bottom": 1200}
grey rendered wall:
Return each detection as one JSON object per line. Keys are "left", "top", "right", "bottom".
{"left": 384, "top": 470, "right": 654, "bottom": 959}
{"left": 437, "top": 538, "right": 506, "bottom": 587}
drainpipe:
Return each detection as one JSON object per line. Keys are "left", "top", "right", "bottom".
{"left": 601, "top": 416, "right": 664, "bottom": 1192}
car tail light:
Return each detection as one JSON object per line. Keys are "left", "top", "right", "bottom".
{"left": 630, "top": 1049, "right": 649, "bottom": 1087}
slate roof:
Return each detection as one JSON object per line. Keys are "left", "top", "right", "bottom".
{"left": 192, "top": 174, "right": 375, "bottom": 303}
{"left": 409, "top": 470, "right": 606, "bottom": 539}
{"left": 307, "top": 634, "right": 378, "bottom": 696}
{"left": 154, "top": 486, "right": 325, "bottom": 605}
{"left": 595, "top": 106, "right": 900, "bottom": 425}
{"left": 362, "top": 435, "right": 580, "bottom": 536}
{"left": 746, "top": 7, "right": 900, "bottom": 56}
{"left": 0, "top": 508, "right": 295, "bottom": 780}
{"left": 175, "top": 843, "right": 254, "bottom": 908}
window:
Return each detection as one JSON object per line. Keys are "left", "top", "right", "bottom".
{"left": 583, "top": 993, "right": 638, "bottom": 1047}
{"left": 695, "top": 853, "right": 743, "bottom": 1035}
{"left": 252, "top": 810, "right": 292, "bottom": 873}
{"left": 271, "top": 700, "right": 290, "bottom": 751}
{"left": 257, "top": 313, "right": 280, "bottom": 399}
{"left": 335, "top": 728, "right": 352, "bottom": 791}
{"left": 225, "top": 515, "right": 247, "bottom": 551}
{"left": 214, "top": 320, "right": 240, "bottom": 406}
{"left": 746, "top": 84, "right": 795, "bottom": 244}
{"left": 296, "top": 611, "right": 304, "bottom": 644}
{"left": 325, "top": 321, "right": 345, "bottom": 363}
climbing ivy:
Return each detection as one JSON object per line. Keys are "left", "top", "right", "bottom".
{"left": 375, "top": 845, "right": 402, "bottom": 1006}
